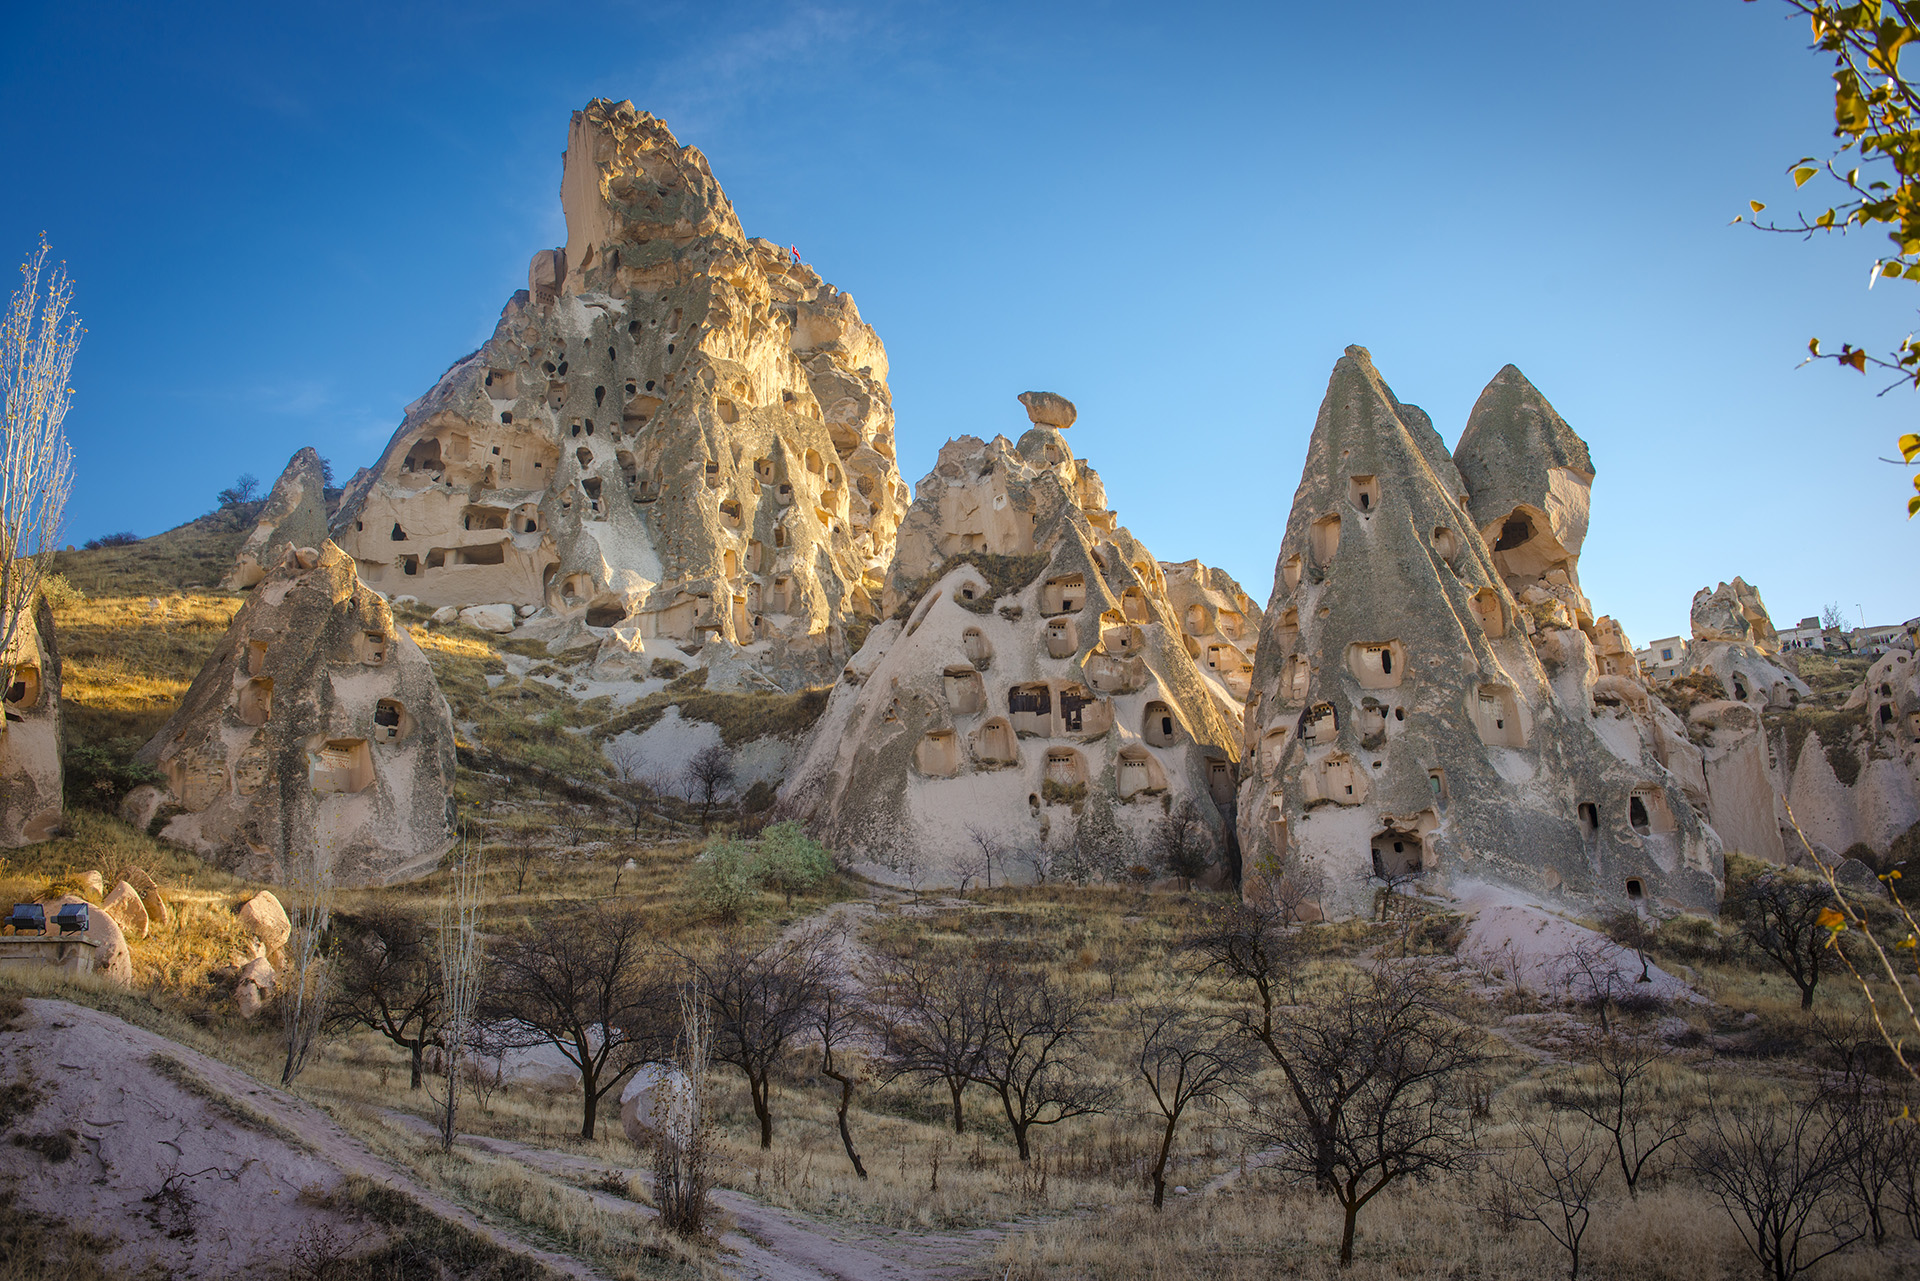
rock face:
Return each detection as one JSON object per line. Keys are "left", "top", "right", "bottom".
{"left": 1773, "top": 642, "right": 1920, "bottom": 861}
{"left": 783, "top": 400, "right": 1249, "bottom": 887}
{"left": 333, "top": 99, "right": 907, "bottom": 692}
{"left": 222, "top": 449, "right": 331, "bottom": 591}
{"left": 1683, "top": 579, "right": 1808, "bottom": 708}
{"left": 1236, "top": 349, "right": 1722, "bottom": 918}
{"left": 132, "top": 543, "right": 457, "bottom": 885}
{"left": 0, "top": 597, "right": 63, "bottom": 847}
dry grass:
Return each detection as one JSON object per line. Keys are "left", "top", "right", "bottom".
{"left": 50, "top": 591, "right": 242, "bottom": 747}
{"left": 50, "top": 509, "right": 252, "bottom": 597}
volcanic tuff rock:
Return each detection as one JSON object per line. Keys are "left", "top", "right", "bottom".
{"left": 1237, "top": 348, "right": 1722, "bottom": 918}
{"left": 130, "top": 543, "right": 456, "bottom": 886}
{"left": 1682, "top": 579, "right": 1809, "bottom": 709}
{"left": 783, "top": 395, "right": 1250, "bottom": 887}
{"left": 223, "top": 448, "right": 331, "bottom": 591}
{"left": 1774, "top": 643, "right": 1920, "bottom": 860}
{"left": 0, "top": 597, "right": 63, "bottom": 847}
{"left": 333, "top": 99, "right": 907, "bottom": 691}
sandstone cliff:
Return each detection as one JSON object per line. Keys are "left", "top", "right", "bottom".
{"left": 0, "top": 597, "right": 63, "bottom": 846}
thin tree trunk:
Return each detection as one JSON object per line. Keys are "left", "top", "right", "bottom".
{"left": 581, "top": 1068, "right": 599, "bottom": 1139}
{"left": 1152, "top": 1111, "right": 1178, "bottom": 1209}
{"left": 823, "top": 1067, "right": 867, "bottom": 1178}
{"left": 410, "top": 1040, "right": 424, "bottom": 1089}
{"left": 948, "top": 1078, "right": 966, "bottom": 1134}
{"left": 1340, "top": 1198, "right": 1359, "bottom": 1266}
{"left": 752, "top": 1075, "right": 773, "bottom": 1148}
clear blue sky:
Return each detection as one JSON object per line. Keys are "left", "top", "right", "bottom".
{"left": 3, "top": 0, "right": 1912, "bottom": 643}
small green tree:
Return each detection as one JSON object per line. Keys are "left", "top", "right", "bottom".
{"left": 749, "top": 821, "right": 834, "bottom": 905}
{"left": 689, "top": 838, "right": 755, "bottom": 920}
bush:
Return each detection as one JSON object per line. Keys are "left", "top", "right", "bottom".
{"left": 79, "top": 532, "right": 137, "bottom": 550}
{"left": 689, "top": 839, "right": 756, "bottom": 920}
{"left": 748, "top": 822, "right": 835, "bottom": 904}
{"left": 64, "top": 740, "right": 161, "bottom": 808}
{"left": 38, "top": 574, "right": 82, "bottom": 607}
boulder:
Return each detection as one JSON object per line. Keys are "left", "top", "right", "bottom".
{"left": 430, "top": 605, "right": 461, "bottom": 625}
{"left": 1017, "top": 390, "right": 1078, "bottom": 429}
{"left": 236, "top": 891, "right": 291, "bottom": 953}
{"left": 1832, "top": 857, "right": 1889, "bottom": 901}
{"left": 79, "top": 870, "right": 104, "bottom": 899}
{"left": 459, "top": 603, "right": 517, "bottom": 634}
{"left": 101, "top": 881, "right": 150, "bottom": 939}
{"left": 620, "top": 1063, "right": 696, "bottom": 1147}
{"left": 39, "top": 894, "right": 131, "bottom": 984}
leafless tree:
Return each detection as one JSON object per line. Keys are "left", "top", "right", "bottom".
{"left": 1730, "top": 869, "right": 1836, "bottom": 1010}
{"left": 1687, "top": 1090, "right": 1867, "bottom": 1281}
{"left": 552, "top": 802, "right": 595, "bottom": 848}
{"left": 492, "top": 816, "right": 542, "bottom": 894}
{"left": 485, "top": 902, "right": 672, "bottom": 1139}
{"left": 1154, "top": 798, "right": 1213, "bottom": 887}
{"left": 679, "top": 928, "right": 828, "bottom": 1148}
{"left": 684, "top": 743, "right": 735, "bottom": 833}
{"left": 1825, "top": 1070, "right": 1910, "bottom": 1246}
{"left": 1550, "top": 938, "right": 1639, "bottom": 1036}
{"left": 1600, "top": 908, "right": 1656, "bottom": 985}
{"left": 1545, "top": 1029, "right": 1693, "bottom": 1198}
{"left": 279, "top": 847, "right": 335, "bottom": 1087}
{"left": 1128, "top": 996, "right": 1245, "bottom": 1208}
{"left": 1240, "top": 962, "right": 1486, "bottom": 1267}
{"left": 434, "top": 826, "right": 486, "bottom": 1152}
{"left": 1373, "top": 866, "right": 1421, "bottom": 922}
{"left": 607, "top": 739, "right": 657, "bottom": 839}
{"left": 955, "top": 827, "right": 1004, "bottom": 892}
{"left": 0, "top": 236, "right": 77, "bottom": 708}
{"left": 867, "top": 947, "right": 990, "bottom": 1133}
{"left": 1479, "top": 1115, "right": 1608, "bottom": 1280}
{"left": 326, "top": 908, "right": 442, "bottom": 1088}
{"left": 653, "top": 983, "right": 716, "bottom": 1239}
{"left": 814, "top": 973, "right": 869, "bottom": 1179}
{"left": 970, "top": 952, "right": 1113, "bottom": 1161}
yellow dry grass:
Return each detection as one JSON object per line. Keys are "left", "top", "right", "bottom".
{"left": 51, "top": 592, "right": 242, "bottom": 747}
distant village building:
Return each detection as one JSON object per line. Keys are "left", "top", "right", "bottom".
{"left": 1636, "top": 636, "right": 1687, "bottom": 681}
{"left": 1776, "top": 617, "right": 1829, "bottom": 652}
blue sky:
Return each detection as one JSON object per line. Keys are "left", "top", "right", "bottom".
{"left": 2, "top": 0, "right": 1913, "bottom": 643}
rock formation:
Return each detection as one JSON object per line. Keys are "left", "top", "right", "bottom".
{"left": 129, "top": 543, "right": 457, "bottom": 885}
{"left": 223, "top": 448, "right": 331, "bottom": 591}
{"left": 783, "top": 394, "right": 1249, "bottom": 886}
{"left": 0, "top": 597, "right": 63, "bottom": 846}
{"left": 1772, "top": 642, "right": 1920, "bottom": 861}
{"left": 1236, "top": 350, "right": 1722, "bottom": 918}
{"left": 333, "top": 99, "right": 907, "bottom": 691}
{"left": 1683, "top": 579, "right": 1808, "bottom": 708}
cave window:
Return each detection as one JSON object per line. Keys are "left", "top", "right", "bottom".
{"left": 1880, "top": 704, "right": 1895, "bottom": 725}
{"left": 1428, "top": 769, "right": 1447, "bottom": 805}
{"left": 1579, "top": 802, "right": 1599, "bottom": 831}
{"left": 1626, "top": 878, "right": 1644, "bottom": 900}
{"left": 1494, "top": 514, "right": 1534, "bottom": 551}
{"left": 391, "top": 523, "right": 405, "bottom": 541}
{"left": 1628, "top": 795, "right": 1651, "bottom": 834}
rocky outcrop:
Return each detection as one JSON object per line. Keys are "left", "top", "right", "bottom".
{"left": 101, "top": 881, "right": 150, "bottom": 940}
{"left": 39, "top": 894, "right": 130, "bottom": 983}
{"left": 0, "top": 596, "right": 63, "bottom": 846}
{"left": 223, "top": 448, "right": 331, "bottom": 591}
{"left": 333, "top": 99, "right": 906, "bottom": 692}
{"left": 237, "top": 890, "right": 292, "bottom": 954}
{"left": 130, "top": 543, "right": 457, "bottom": 886}
{"left": 1236, "top": 349, "right": 1722, "bottom": 918}
{"left": 1683, "top": 579, "right": 1807, "bottom": 708}
{"left": 783, "top": 396, "right": 1248, "bottom": 887}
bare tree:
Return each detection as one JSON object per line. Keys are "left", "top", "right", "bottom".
{"left": 680, "top": 928, "right": 827, "bottom": 1148}
{"left": 1154, "top": 798, "right": 1213, "bottom": 887}
{"left": 815, "top": 973, "right": 869, "bottom": 1179}
{"left": 1242, "top": 962, "right": 1486, "bottom": 1267}
{"left": 1550, "top": 937, "right": 1638, "bottom": 1036}
{"left": 1545, "top": 1030, "right": 1693, "bottom": 1198}
{"left": 326, "top": 908, "right": 442, "bottom": 1088}
{"left": 607, "top": 739, "right": 657, "bottom": 839}
{"left": 1826, "top": 1072, "right": 1908, "bottom": 1246}
{"left": 653, "top": 983, "right": 716, "bottom": 1239}
{"left": 435, "top": 828, "right": 486, "bottom": 1152}
{"left": 1688, "top": 1090, "right": 1866, "bottom": 1281}
{"left": 1128, "top": 996, "right": 1245, "bottom": 1208}
{"left": 868, "top": 947, "right": 990, "bottom": 1134}
{"left": 970, "top": 952, "right": 1113, "bottom": 1161}
{"left": 486, "top": 902, "right": 670, "bottom": 1139}
{"left": 1479, "top": 1115, "right": 1608, "bottom": 1281}
{"left": 552, "top": 802, "right": 595, "bottom": 848}
{"left": 0, "top": 236, "right": 77, "bottom": 711}
{"left": 493, "top": 817, "right": 542, "bottom": 894}
{"left": 279, "top": 847, "right": 335, "bottom": 1087}
{"left": 1821, "top": 601, "right": 1847, "bottom": 633}
{"left": 1731, "top": 868, "right": 1836, "bottom": 1010}
{"left": 684, "top": 743, "right": 735, "bottom": 833}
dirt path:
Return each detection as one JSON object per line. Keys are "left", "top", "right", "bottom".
{"left": 382, "top": 1112, "right": 1003, "bottom": 1280}
{"left": 2, "top": 998, "right": 601, "bottom": 1280}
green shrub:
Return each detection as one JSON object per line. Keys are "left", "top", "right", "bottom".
{"left": 689, "top": 838, "right": 756, "bottom": 920}
{"left": 748, "top": 822, "right": 835, "bottom": 904}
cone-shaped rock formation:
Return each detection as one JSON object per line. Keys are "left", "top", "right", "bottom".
{"left": 131, "top": 543, "right": 456, "bottom": 885}
{"left": 1238, "top": 348, "right": 1721, "bottom": 917}
{"left": 224, "top": 448, "right": 331, "bottom": 592}
{"left": 0, "top": 597, "right": 63, "bottom": 846}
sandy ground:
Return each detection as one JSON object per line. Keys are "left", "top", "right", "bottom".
{"left": 0, "top": 997, "right": 597, "bottom": 1279}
